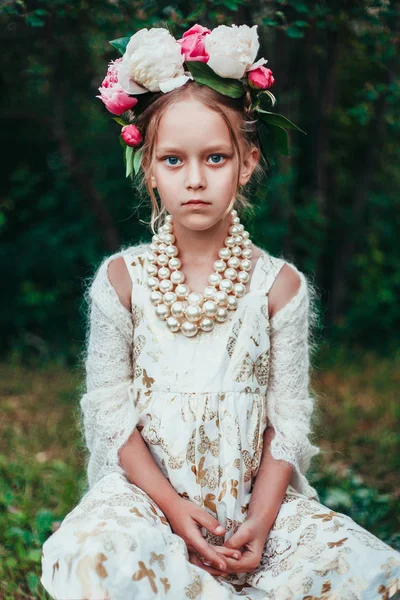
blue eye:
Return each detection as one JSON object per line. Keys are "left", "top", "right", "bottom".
{"left": 164, "top": 156, "right": 181, "bottom": 166}
{"left": 209, "top": 154, "right": 224, "bottom": 164}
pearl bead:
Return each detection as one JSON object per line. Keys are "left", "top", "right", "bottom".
{"left": 219, "top": 279, "right": 234, "bottom": 293}
{"left": 213, "top": 259, "right": 226, "bottom": 273}
{"left": 147, "top": 276, "right": 159, "bottom": 290}
{"left": 168, "top": 257, "right": 181, "bottom": 270}
{"left": 231, "top": 209, "right": 238, "bottom": 217}
{"left": 227, "top": 296, "right": 238, "bottom": 310}
{"left": 231, "top": 246, "right": 242, "bottom": 257}
{"left": 224, "top": 267, "right": 237, "bottom": 281}
{"left": 171, "top": 301, "right": 186, "bottom": 318}
{"left": 227, "top": 256, "right": 240, "bottom": 269}
{"left": 242, "top": 248, "right": 252, "bottom": 259}
{"left": 171, "top": 270, "right": 185, "bottom": 285}
{"left": 152, "top": 234, "right": 160, "bottom": 243}
{"left": 164, "top": 233, "right": 175, "bottom": 244}
{"left": 185, "top": 304, "right": 202, "bottom": 322}
{"left": 237, "top": 271, "right": 250, "bottom": 284}
{"left": 166, "top": 316, "right": 180, "bottom": 332}
{"left": 208, "top": 272, "right": 222, "bottom": 286}
{"left": 215, "top": 291, "right": 228, "bottom": 306}
{"left": 225, "top": 236, "right": 235, "bottom": 248}
{"left": 155, "top": 304, "right": 169, "bottom": 320}
{"left": 165, "top": 245, "right": 178, "bottom": 258}
{"left": 233, "top": 282, "right": 246, "bottom": 297}
{"left": 165, "top": 215, "right": 173, "bottom": 222}
{"left": 234, "top": 235, "right": 243, "bottom": 245}
{"left": 200, "top": 317, "right": 215, "bottom": 332}
{"left": 156, "top": 254, "right": 169, "bottom": 266}
{"left": 163, "top": 222, "right": 173, "bottom": 233}
{"left": 148, "top": 252, "right": 157, "bottom": 263}
{"left": 229, "top": 225, "right": 240, "bottom": 235}
{"left": 175, "top": 284, "right": 188, "bottom": 299}
{"left": 204, "top": 286, "right": 217, "bottom": 299}
{"left": 158, "top": 266, "right": 170, "bottom": 279}
{"left": 216, "top": 307, "right": 228, "bottom": 322}
{"left": 149, "top": 243, "right": 158, "bottom": 253}
{"left": 240, "top": 259, "right": 252, "bottom": 272}
{"left": 150, "top": 291, "right": 163, "bottom": 305}
{"left": 158, "top": 243, "right": 167, "bottom": 252}
{"left": 242, "top": 230, "right": 249, "bottom": 238}
{"left": 219, "top": 248, "right": 231, "bottom": 260}
{"left": 233, "top": 217, "right": 240, "bottom": 224}
{"left": 243, "top": 239, "right": 251, "bottom": 248}
{"left": 159, "top": 279, "right": 173, "bottom": 293}
{"left": 203, "top": 300, "right": 218, "bottom": 318}
{"left": 181, "top": 321, "right": 198, "bottom": 337}
{"left": 147, "top": 264, "right": 158, "bottom": 276}
{"left": 163, "top": 291, "right": 177, "bottom": 306}
{"left": 188, "top": 292, "right": 203, "bottom": 305}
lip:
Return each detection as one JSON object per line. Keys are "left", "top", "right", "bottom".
{"left": 184, "top": 200, "right": 210, "bottom": 205}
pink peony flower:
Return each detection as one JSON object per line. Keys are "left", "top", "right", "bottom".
{"left": 121, "top": 124, "right": 143, "bottom": 147}
{"left": 248, "top": 66, "right": 275, "bottom": 90}
{"left": 97, "top": 58, "right": 138, "bottom": 116}
{"left": 177, "top": 24, "right": 211, "bottom": 62}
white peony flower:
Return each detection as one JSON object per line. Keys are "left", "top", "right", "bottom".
{"left": 204, "top": 24, "right": 268, "bottom": 79}
{"left": 118, "top": 27, "right": 192, "bottom": 94}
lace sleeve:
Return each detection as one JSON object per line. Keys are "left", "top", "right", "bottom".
{"left": 266, "top": 268, "right": 321, "bottom": 499}
{"left": 80, "top": 252, "right": 139, "bottom": 489}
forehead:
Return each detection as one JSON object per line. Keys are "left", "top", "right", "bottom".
{"left": 156, "top": 99, "right": 234, "bottom": 149}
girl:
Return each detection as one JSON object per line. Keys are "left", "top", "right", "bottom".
{"left": 41, "top": 23, "right": 400, "bottom": 600}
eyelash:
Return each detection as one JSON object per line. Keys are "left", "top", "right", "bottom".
{"left": 163, "top": 154, "right": 227, "bottom": 167}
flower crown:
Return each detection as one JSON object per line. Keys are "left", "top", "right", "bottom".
{"left": 97, "top": 23, "right": 305, "bottom": 178}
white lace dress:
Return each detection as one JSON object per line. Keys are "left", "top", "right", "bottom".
{"left": 41, "top": 243, "right": 400, "bottom": 600}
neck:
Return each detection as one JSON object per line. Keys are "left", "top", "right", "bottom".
{"left": 171, "top": 213, "right": 233, "bottom": 265}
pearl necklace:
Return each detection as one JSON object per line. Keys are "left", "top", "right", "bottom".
{"left": 146, "top": 209, "right": 253, "bottom": 337}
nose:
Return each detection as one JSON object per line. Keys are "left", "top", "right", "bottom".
{"left": 185, "top": 159, "right": 206, "bottom": 191}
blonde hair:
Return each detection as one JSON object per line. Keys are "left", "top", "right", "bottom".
{"left": 127, "top": 80, "right": 267, "bottom": 235}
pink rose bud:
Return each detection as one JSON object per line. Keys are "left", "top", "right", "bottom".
{"left": 121, "top": 124, "right": 143, "bottom": 147}
{"left": 177, "top": 24, "right": 211, "bottom": 62}
{"left": 97, "top": 58, "right": 138, "bottom": 116}
{"left": 248, "top": 67, "right": 275, "bottom": 90}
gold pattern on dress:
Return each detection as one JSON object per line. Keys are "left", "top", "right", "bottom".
{"left": 133, "top": 335, "right": 146, "bottom": 379}
{"left": 95, "top": 553, "right": 108, "bottom": 578}
{"left": 242, "top": 449, "right": 261, "bottom": 482}
{"left": 191, "top": 456, "right": 208, "bottom": 487}
{"left": 160, "top": 577, "right": 171, "bottom": 593}
{"left": 132, "top": 560, "right": 158, "bottom": 593}
{"left": 273, "top": 500, "right": 324, "bottom": 534}
{"left": 204, "top": 493, "right": 217, "bottom": 514}
{"left": 142, "top": 367, "right": 155, "bottom": 390}
{"left": 52, "top": 559, "right": 59, "bottom": 581}
{"left": 226, "top": 318, "right": 243, "bottom": 358}
{"left": 197, "top": 425, "right": 219, "bottom": 457}
{"left": 149, "top": 551, "right": 166, "bottom": 571}
{"left": 131, "top": 303, "right": 143, "bottom": 329}
{"left": 327, "top": 537, "right": 348, "bottom": 548}
{"left": 184, "top": 569, "right": 203, "bottom": 598}
{"left": 233, "top": 349, "right": 270, "bottom": 386}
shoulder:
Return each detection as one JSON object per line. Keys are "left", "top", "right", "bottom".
{"left": 269, "top": 262, "right": 303, "bottom": 319}
{"left": 88, "top": 242, "right": 149, "bottom": 305}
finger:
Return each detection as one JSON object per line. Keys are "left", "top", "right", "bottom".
{"left": 224, "top": 528, "right": 250, "bottom": 550}
{"left": 194, "top": 536, "right": 227, "bottom": 571}
{"left": 213, "top": 545, "right": 241, "bottom": 560}
{"left": 221, "top": 552, "right": 257, "bottom": 574}
{"left": 188, "top": 552, "right": 227, "bottom": 577}
{"left": 196, "top": 511, "right": 226, "bottom": 538}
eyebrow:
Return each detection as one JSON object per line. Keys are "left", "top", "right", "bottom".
{"left": 157, "top": 143, "right": 233, "bottom": 153}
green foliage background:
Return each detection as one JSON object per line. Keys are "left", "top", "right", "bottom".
{"left": 1, "top": 0, "right": 400, "bottom": 362}
{"left": 1, "top": 1, "right": 400, "bottom": 598}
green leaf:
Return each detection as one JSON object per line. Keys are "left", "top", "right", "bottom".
{"left": 133, "top": 150, "right": 143, "bottom": 176}
{"left": 110, "top": 36, "right": 132, "bottom": 55}
{"left": 259, "top": 122, "right": 290, "bottom": 158}
{"left": 185, "top": 61, "right": 245, "bottom": 98}
{"left": 256, "top": 108, "right": 307, "bottom": 134}
{"left": 286, "top": 26, "right": 305, "bottom": 38}
{"left": 125, "top": 146, "right": 133, "bottom": 178}
{"left": 113, "top": 117, "right": 130, "bottom": 127}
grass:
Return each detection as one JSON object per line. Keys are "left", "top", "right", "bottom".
{"left": 0, "top": 345, "right": 399, "bottom": 599}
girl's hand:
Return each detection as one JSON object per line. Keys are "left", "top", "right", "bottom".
{"left": 221, "top": 517, "right": 269, "bottom": 574}
{"left": 165, "top": 497, "right": 232, "bottom": 572}
{"left": 187, "top": 544, "right": 242, "bottom": 577}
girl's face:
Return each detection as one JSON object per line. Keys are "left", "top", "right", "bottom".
{"left": 150, "top": 98, "right": 258, "bottom": 232}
